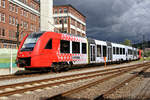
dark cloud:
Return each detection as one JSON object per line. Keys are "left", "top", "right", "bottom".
{"left": 54, "top": 0, "right": 150, "bottom": 43}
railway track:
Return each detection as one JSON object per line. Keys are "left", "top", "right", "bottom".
{"left": 94, "top": 64, "right": 150, "bottom": 100}
{"left": 0, "top": 70, "right": 50, "bottom": 81}
{"left": 48, "top": 62, "right": 150, "bottom": 100}
{"left": 0, "top": 62, "right": 145, "bottom": 81}
{"left": 0, "top": 62, "right": 149, "bottom": 99}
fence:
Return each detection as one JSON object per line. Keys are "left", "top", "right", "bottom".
{"left": 0, "top": 49, "right": 18, "bottom": 68}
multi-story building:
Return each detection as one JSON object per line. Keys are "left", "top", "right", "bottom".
{"left": 53, "top": 5, "right": 86, "bottom": 37}
{"left": 0, "top": 0, "right": 40, "bottom": 49}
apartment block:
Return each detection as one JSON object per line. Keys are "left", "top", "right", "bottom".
{"left": 53, "top": 5, "right": 86, "bottom": 37}
{"left": 0, "top": 0, "right": 40, "bottom": 49}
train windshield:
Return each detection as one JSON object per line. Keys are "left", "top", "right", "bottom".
{"left": 21, "top": 32, "right": 44, "bottom": 51}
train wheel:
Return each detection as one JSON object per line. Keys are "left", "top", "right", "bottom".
{"left": 52, "top": 64, "right": 61, "bottom": 72}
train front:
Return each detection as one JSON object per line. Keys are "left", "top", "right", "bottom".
{"left": 16, "top": 31, "right": 44, "bottom": 69}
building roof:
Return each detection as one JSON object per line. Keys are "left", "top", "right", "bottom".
{"left": 53, "top": 4, "right": 86, "bottom": 18}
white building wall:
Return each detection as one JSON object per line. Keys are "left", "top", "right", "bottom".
{"left": 40, "top": 0, "right": 54, "bottom": 31}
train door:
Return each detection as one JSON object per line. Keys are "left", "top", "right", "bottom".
{"left": 107, "top": 46, "right": 112, "bottom": 61}
{"left": 90, "top": 44, "right": 96, "bottom": 63}
{"left": 106, "top": 42, "right": 112, "bottom": 61}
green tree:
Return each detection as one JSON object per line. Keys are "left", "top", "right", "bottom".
{"left": 122, "top": 39, "right": 131, "bottom": 46}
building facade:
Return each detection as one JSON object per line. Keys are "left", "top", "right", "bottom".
{"left": 40, "top": 0, "right": 53, "bottom": 32}
{"left": 53, "top": 5, "right": 86, "bottom": 37}
{"left": 0, "top": 0, "right": 40, "bottom": 49}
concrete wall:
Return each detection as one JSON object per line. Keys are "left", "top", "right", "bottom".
{"left": 40, "top": 0, "right": 54, "bottom": 31}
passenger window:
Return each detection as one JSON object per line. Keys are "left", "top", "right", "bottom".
{"left": 45, "top": 39, "right": 52, "bottom": 49}
{"left": 117, "top": 47, "right": 119, "bottom": 54}
{"left": 120, "top": 48, "right": 122, "bottom": 55}
{"left": 113, "top": 47, "right": 115, "bottom": 54}
{"left": 123, "top": 48, "right": 125, "bottom": 54}
{"left": 72, "top": 42, "right": 80, "bottom": 53}
{"left": 97, "top": 45, "right": 101, "bottom": 57}
{"left": 103, "top": 46, "right": 107, "bottom": 57}
{"left": 60, "top": 40, "right": 70, "bottom": 53}
{"left": 82, "top": 43, "right": 86, "bottom": 54}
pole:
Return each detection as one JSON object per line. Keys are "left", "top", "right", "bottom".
{"left": 10, "top": 43, "right": 13, "bottom": 74}
{"left": 104, "top": 57, "right": 106, "bottom": 67}
{"left": 16, "top": 24, "right": 20, "bottom": 48}
{"left": 142, "top": 35, "right": 145, "bottom": 62}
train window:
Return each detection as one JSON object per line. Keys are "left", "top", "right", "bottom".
{"left": 45, "top": 39, "right": 52, "bottom": 49}
{"left": 60, "top": 40, "right": 70, "bottom": 53}
{"left": 97, "top": 45, "right": 101, "bottom": 57}
{"left": 128, "top": 49, "right": 132, "bottom": 55}
{"left": 120, "top": 48, "right": 122, "bottom": 55}
{"left": 113, "top": 47, "right": 115, "bottom": 54}
{"left": 72, "top": 42, "right": 80, "bottom": 53}
{"left": 82, "top": 43, "right": 86, "bottom": 54}
{"left": 123, "top": 48, "right": 125, "bottom": 54}
{"left": 103, "top": 46, "right": 107, "bottom": 57}
{"left": 117, "top": 47, "right": 119, "bottom": 54}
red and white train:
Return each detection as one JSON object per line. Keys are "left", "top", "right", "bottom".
{"left": 16, "top": 31, "right": 142, "bottom": 71}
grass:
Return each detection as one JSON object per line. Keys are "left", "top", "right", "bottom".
{"left": 0, "top": 57, "right": 16, "bottom": 63}
{"left": 139, "top": 56, "right": 150, "bottom": 62}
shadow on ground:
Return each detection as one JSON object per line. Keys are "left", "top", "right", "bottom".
{"left": 141, "top": 72, "right": 150, "bottom": 78}
{"left": 40, "top": 96, "right": 150, "bottom": 100}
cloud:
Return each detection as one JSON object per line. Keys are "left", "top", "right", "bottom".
{"left": 54, "top": 0, "right": 150, "bottom": 43}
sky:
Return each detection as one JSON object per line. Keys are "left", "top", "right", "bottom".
{"left": 54, "top": 0, "right": 150, "bottom": 43}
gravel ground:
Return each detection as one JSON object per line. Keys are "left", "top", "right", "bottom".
{"left": 66, "top": 66, "right": 145, "bottom": 100}
{"left": 106, "top": 67, "right": 150, "bottom": 100}
{"left": 5, "top": 64, "right": 143, "bottom": 100}
{"left": 0, "top": 61, "right": 147, "bottom": 100}
{"left": 0, "top": 61, "right": 144, "bottom": 87}
{"left": 7, "top": 73, "right": 111, "bottom": 100}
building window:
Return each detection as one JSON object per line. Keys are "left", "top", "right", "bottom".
{"left": 64, "top": 8, "right": 68, "bottom": 13}
{"left": 0, "top": 0, "right": 1, "bottom": 7}
{"left": 64, "top": 28, "right": 67, "bottom": 33}
{"left": 72, "top": 42, "right": 80, "bottom": 53}
{"left": 9, "top": 3, "right": 12, "bottom": 11}
{"left": 54, "top": 9, "right": 57, "bottom": 14}
{"left": 24, "top": 21, "right": 28, "bottom": 29}
{"left": 9, "top": 16, "right": 12, "bottom": 24}
{"left": 3, "top": 43, "right": 7, "bottom": 48}
{"left": 63, "top": 17, "right": 67, "bottom": 24}
{"left": 60, "top": 40, "right": 70, "bottom": 53}
{"left": 21, "top": 9, "right": 23, "bottom": 16}
{"left": 2, "top": 28, "right": 5, "bottom": 36}
{"left": 16, "top": 19, "right": 18, "bottom": 26}
{"left": 59, "top": 8, "right": 62, "bottom": 13}
{"left": 1, "top": 13, "right": 5, "bottom": 23}
{"left": 9, "top": 30, "right": 12, "bottom": 38}
{"left": 12, "top": 17, "right": 15, "bottom": 25}
{"left": 15, "top": 6, "right": 18, "bottom": 13}
{"left": 58, "top": 17, "right": 62, "bottom": 24}
{"left": 12, "top": 31, "right": 16, "bottom": 39}
{"left": 2, "top": 0, "right": 5, "bottom": 8}
{"left": 12, "top": 4, "right": 15, "bottom": 12}
{"left": 54, "top": 17, "right": 58, "bottom": 24}
{"left": 21, "top": 20, "right": 23, "bottom": 28}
